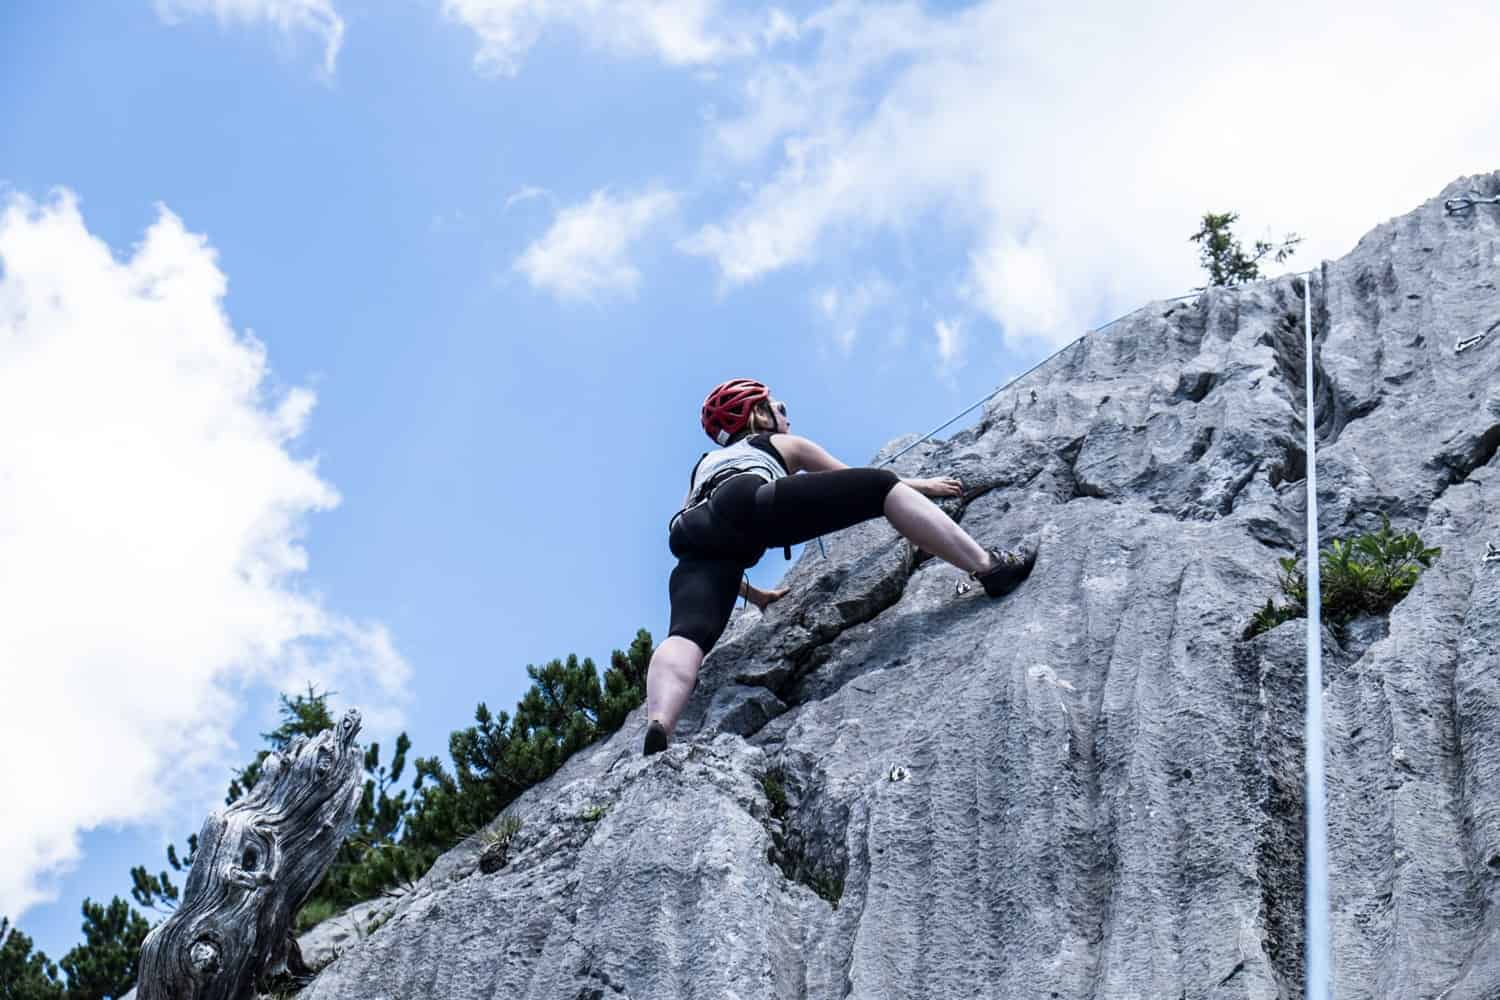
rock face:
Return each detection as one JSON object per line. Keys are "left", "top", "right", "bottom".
{"left": 299, "top": 173, "right": 1500, "bottom": 1000}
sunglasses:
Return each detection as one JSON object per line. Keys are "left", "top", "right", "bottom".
{"left": 772, "top": 400, "right": 788, "bottom": 418}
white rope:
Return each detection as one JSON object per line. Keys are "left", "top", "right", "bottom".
{"left": 1303, "top": 269, "right": 1334, "bottom": 999}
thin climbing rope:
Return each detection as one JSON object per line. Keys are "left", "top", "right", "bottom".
{"left": 803, "top": 289, "right": 1203, "bottom": 560}
{"left": 1302, "top": 270, "right": 1333, "bottom": 1000}
{"left": 876, "top": 291, "right": 1203, "bottom": 470}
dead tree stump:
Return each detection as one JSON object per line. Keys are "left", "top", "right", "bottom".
{"left": 136, "top": 709, "right": 365, "bottom": 1000}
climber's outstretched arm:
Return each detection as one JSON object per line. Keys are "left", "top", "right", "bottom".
{"left": 770, "top": 434, "right": 847, "bottom": 474}
{"left": 773, "top": 434, "right": 960, "bottom": 498}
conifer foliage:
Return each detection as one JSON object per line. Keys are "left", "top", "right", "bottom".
{"left": 381, "top": 630, "right": 655, "bottom": 893}
{"left": 1, "top": 916, "right": 63, "bottom": 999}
{"left": 56, "top": 900, "right": 149, "bottom": 1000}
{"left": 1191, "top": 211, "right": 1303, "bottom": 286}
{"left": 8, "top": 628, "right": 652, "bottom": 997}
{"left": 1, "top": 900, "right": 149, "bottom": 1000}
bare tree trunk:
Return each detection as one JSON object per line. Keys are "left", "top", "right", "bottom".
{"left": 136, "top": 709, "right": 365, "bottom": 1000}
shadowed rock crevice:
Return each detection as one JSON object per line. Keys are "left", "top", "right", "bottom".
{"left": 1170, "top": 369, "right": 1220, "bottom": 405}
{"left": 1430, "top": 423, "right": 1500, "bottom": 495}
{"left": 759, "top": 765, "right": 848, "bottom": 909}
{"left": 1267, "top": 441, "right": 1307, "bottom": 489}
{"left": 1263, "top": 282, "right": 1345, "bottom": 441}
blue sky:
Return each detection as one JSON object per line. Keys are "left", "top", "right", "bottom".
{"left": 3, "top": 0, "right": 1497, "bottom": 967}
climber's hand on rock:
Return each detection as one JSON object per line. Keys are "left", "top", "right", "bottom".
{"left": 748, "top": 584, "right": 790, "bottom": 611}
{"left": 907, "top": 476, "right": 962, "bottom": 498}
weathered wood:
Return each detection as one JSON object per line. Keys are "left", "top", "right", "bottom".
{"left": 136, "top": 709, "right": 365, "bottom": 1000}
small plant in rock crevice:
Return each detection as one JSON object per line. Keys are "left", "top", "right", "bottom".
{"left": 1244, "top": 515, "right": 1441, "bottom": 640}
{"left": 760, "top": 771, "right": 788, "bottom": 820}
{"left": 758, "top": 768, "right": 845, "bottom": 908}
{"left": 482, "top": 814, "right": 522, "bottom": 848}
{"left": 477, "top": 815, "right": 524, "bottom": 874}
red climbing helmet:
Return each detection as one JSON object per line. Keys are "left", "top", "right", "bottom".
{"left": 701, "top": 378, "right": 771, "bottom": 445}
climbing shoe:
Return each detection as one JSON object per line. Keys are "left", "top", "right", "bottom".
{"left": 971, "top": 543, "right": 1036, "bottom": 598}
{"left": 643, "top": 720, "right": 670, "bottom": 756}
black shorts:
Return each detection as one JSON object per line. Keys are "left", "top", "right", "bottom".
{"left": 666, "top": 467, "right": 900, "bottom": 652}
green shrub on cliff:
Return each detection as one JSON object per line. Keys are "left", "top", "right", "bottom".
{"left": 1245, "top": 516, "right": 1441, "bottom": 639}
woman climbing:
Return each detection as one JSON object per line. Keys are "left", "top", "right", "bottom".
{"left": 644, "top": 378, "right": 1036, "bottom": 756}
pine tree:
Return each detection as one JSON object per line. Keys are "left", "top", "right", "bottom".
{"left": 0, "top": 917, "right": 64, "bottom": 1000}
{"left": 1190, "top": 211, "right": 1303, "bottom": 286}
{"left": 128, "top": 836, "right": 195, "bottom": 914}
{"left": 57, "top": 898, "right": 149, "bottom": 1000}
{"left": 397, "top": 630, "right": 654, "bottom": 867}
{"left": 598, "top": 629, "right": 652, "bottom": 732}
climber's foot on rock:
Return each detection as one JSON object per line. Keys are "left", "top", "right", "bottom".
{"left": 643, "top": 719, "right": 670, "bottom": 756}
{"left": 971, "top": 542, "right": 1037, "bottom": 599}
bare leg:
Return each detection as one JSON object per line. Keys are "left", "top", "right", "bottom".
{"left": 883, "top": 482, "right": 995, "bottom": 574}
{"left": 647, "top": 483, "right": 991, "bottom": 744}
{"left": 646, "top": 635, "right": 705, "bottom": 736}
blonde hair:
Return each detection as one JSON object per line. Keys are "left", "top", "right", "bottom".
{"left": 727, "top": 400, "right": 778, "bottom": 442}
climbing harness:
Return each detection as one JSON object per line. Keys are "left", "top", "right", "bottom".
{"left": 1444, "top": 192, "right": 1500, "bottom": 214}
{"left": 1485, "top": 542, "right": 1500, "bottom": 565}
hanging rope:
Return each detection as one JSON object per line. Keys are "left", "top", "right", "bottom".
{"left": 1302, "top": 270, "right": 1334, "bottom": 1000}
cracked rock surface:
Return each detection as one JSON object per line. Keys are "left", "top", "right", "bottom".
{"left": 299, "top": 173, "right": 1500, "bottom": 1000}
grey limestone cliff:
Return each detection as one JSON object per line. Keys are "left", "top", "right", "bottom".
{"left": 296, "top": 173, "right": 1500, "bottom": 1000}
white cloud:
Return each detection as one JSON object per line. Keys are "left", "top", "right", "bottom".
{"left": 442, "top": 0, "right": 783, "bottom": 76}
{"left": 155, "top": 0, "right": 345, "bottom": 76}
{"left": 0, "top": 191, "right": 409, "bottom": 921}
{"left": 687, "top": 0, "right": 1500, "bottom": 347}
{"left": 812, "top": 277, "right": 892, "bottom": 354}
{"left": 930, "top": 316, "right": 966, "bottom": 383}
{"left": 504, "top": 185, "right": 553, "bottom": 210}
{"left": 515, "top": 189, "right": 677, "bottom": 301}
{"left": 933, "top": 317, "right": 962, "bottom": 371}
